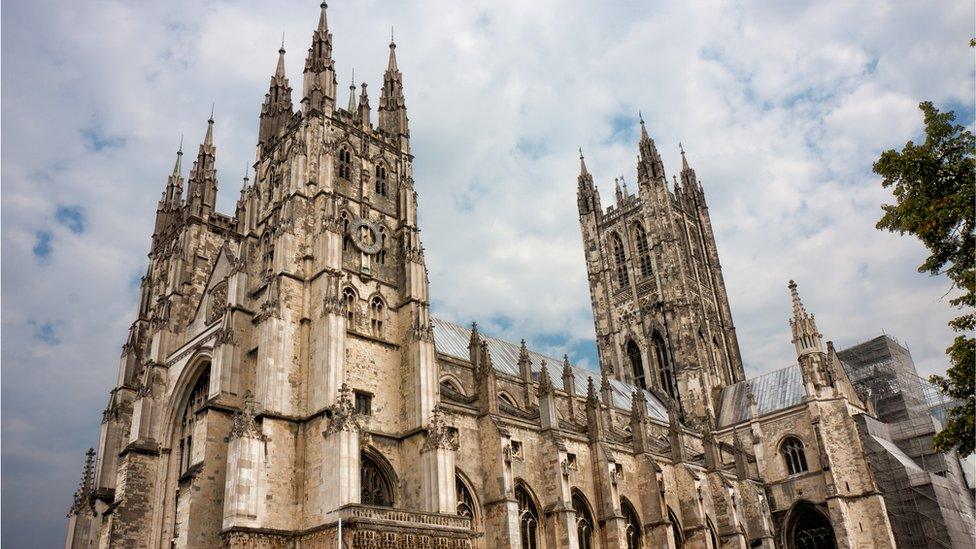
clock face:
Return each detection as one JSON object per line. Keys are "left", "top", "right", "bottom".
{"left": 349, "top": 217, "right": 383, "bottom": 255}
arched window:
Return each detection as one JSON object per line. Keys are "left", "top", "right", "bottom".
{"left": 627, "top": 340, "right": 646, "bottom": 390}
{"left": 178, "top": 366, "right": 210, "bottom": 475}
{"left": 456, "top": 474, "right": 476, "bottom": 520}
{"left": 621, "top": 498, "right": 642, "bottom": 549}
{"left": 374, "top": 164, "right": 388, "bottom": 197}
{"left": 786, "top": 501, "right": 837, "bottom": 549}
{"left": 611, "top": 233, "right": 628, "bottom": 288}
{"left": 633, "top": 222, "right": 653, "bottom": 278}
{"left": 572, "top": 489, "right": 595, "bottom": 549}
{"left": 341, "top": 211, "right": 351, "bottom": 252}
{"left": 781, "top": 437, "right": 809, "bottom": 476}
{"left": 668, "top": 507, "right": 684, "bottom": 549}
{"left": 653, "top": 332, "right": 678, "bottom": 400}
{"left": 440, "top": 376, "right": 464, "bottom": 396}
{"left": 370, "top": 296, "right": 384, "bottom": 337}
{"left": 515, "top": 482, "right": 539, "bottom": 549}
{"left": 360, "top": 452, "right": 394, "bottom": 507}
{"left": 706, "top": 517, "right": 718, "bottom": 549}
{"left": 338, "top": 146, "right": 352, "bottom": 181}
{"left": 499, "top": 392, "right": 517, "bottom": 407}
{"left": 376, "top": 227, "right": 388, "bottom": 265}
{"left": 343, "top": 287, "right": 357, "bottom": 323}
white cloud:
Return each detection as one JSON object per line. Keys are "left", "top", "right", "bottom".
{"left": 2, "top": 0, "right": 972, "bottom": 544}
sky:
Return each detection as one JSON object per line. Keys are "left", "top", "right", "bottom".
{"left": 1, "top": 0, "right": 973, "bottom": 546}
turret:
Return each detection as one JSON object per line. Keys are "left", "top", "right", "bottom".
{"left": 258, "top": 44, "right": 293, "bottom": 146}
{"left": 636, "top": 113, "right": 666, "bottom": 183}
{"left": 788, "top": 280, "right": 823, "bottom": 357}
{"left": 301, "top": 2, "right": 337, "bottom": 114}
{"left": 186, "top": 116, "right": 218, "bottom": 219}
{"left": 358, "top": 82, "right": 371, "bottom": 128}
{"left": 153, "top": 143, "right": 184, "bottom": 238}
{"left": 378, "top": 35, "right": 408, "bottom": 139}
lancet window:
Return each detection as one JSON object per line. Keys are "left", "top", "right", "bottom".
{"left": 375, "top": 164, "right": 388, "bottom": 197}
{"left": 338, "top": 146, "right": 353, "bottom": 181}
{"left": 611, "top": 232, "right": 628, "bottom": 288}
{"left": 515, "top": 482, "right": 539, "bottom": 549}
{"left": 572, "top": 490, "right": 595, "bottom": 549}
{"left": 633, "top": 222, "right": 653, "bottom": 278}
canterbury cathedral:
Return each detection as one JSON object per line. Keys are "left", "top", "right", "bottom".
{"left": 65, "top": 3, "right": 975, "bottom": 548}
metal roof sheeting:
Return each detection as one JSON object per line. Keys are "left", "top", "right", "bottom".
{"left": 717, "top": 364, "right": 805, "bottom": 427}
{"left": 431, "top": 317, "right": 668, "bottom": 421}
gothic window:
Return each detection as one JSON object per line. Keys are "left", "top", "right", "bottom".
{"left": 341, "top": 211, "right": 351, "bottom": 252}
{"left": 781, "top": 437, "right": 809, "bottom": 475}
{"left": 627, "top": 340, "right": 647, "bottom": 390}
{"left": 376, "top": 227, "right": 388, "bottom": 265}
{"left": 178, "top": 365, "right": 210, "bottom": 476}
{"left": 456, "top": 474, "right": 476, "bottom": 520}
{"left": 374, "top": 164, "right": 388, "bottom": 197}
{"left": 499, "top": 392, "right": 517, "bottom": 407}
{"left": 338, "top": 146, "right": 353, "bottom": 181}
{"left": 653, "top": 332, "right": 678, "bottom": 400}
{"left": 572, "top": 489, "right": 595, "bottom": 549}
{"left": 621, "top": 498, "right": 642, "bottom": 549}
{"left": 707, "top": 517, "right": 718, "bottom": 549}
{"left": 360, "top": 452, "right": 394, "bottom": 507}
{"left": 343, "top": 287, "right": 357, "bottom": 323}
{"left": 440, "top": 377, "right": 464, "bottom": 396}
{"left": 370, "top": 296, "right": 384, "bottom": 337}
{"left": 633, "top": 222, "right": 653, "bottom": 278}
{"left": 515, "top": 482, "right": 539, "bottom": 549}
{"left": 786, "top": 501, "right": 837, "bottom": 549}
{"left": 668, "top": 507, "right": 684, "bottom": 549}
{"left": 610, "top": 232, "right": 628, "bottom": 288}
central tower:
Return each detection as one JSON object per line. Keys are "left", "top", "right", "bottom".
{"left": 577, "top": 119, "right": 744, "bottom": 425}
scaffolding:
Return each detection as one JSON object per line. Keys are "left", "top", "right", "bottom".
{"left": 840, "top": 335, "right": 976, "bottom": 549}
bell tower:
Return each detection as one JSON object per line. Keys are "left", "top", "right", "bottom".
{"left": 577, "top": 117, "right": 744, "bottom": 426}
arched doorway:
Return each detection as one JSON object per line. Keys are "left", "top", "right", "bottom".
{"left": 785, "top": 501, "right": 837, "bottom": 549}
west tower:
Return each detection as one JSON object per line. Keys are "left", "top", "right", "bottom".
{"left": 577, "top": 118, "right": 744, "bottom": 426}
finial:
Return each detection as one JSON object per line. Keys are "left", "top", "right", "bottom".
{"left": 391, "top": 25, "right": 395, "bottom": 45}
{"left": 244, "top": 162, "right": 249, "bottom": 183}
{"left": 679, "top": 142, "right": 684, "bottom": 155}
{"left": 639, "top": 110, "right": 644, "bottom": 124}
{"left": 209, "top": 103, "right": 215, "bottom": 122}
{"left": 579, "top": 147, "right": 583, "bottom": 160}
{"left": 178, "top": 134, "right": 184, "bottom": 155}
{"left": 280, "top": 31, "right": 285, "bottom": 52}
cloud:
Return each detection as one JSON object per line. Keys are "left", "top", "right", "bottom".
{"left": 56, "top": 205, "right": 87, "bottom": 234}
{"left": 2, "top": 0, "right": 973, "bottom": 546}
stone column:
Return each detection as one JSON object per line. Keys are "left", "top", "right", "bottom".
{"left": 310, "top": 271, "right": 346, "bottom": 412}
{"left": 222, "top": 393, "right": 266, "bottom": 530}
{"left": 402, "top": 306, "right": 438, "bottom": 430}
{"left": 420, "top": 407, "right": 458, "bottom": 513}
{"left": 321, "top": 384, "right": 361, "bottom": 514}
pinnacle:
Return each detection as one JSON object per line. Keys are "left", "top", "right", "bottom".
{"left": 788, "top": 279, "right": 807, "bottom": 319}
{"left": 578, "top": 148, "right": 589, "bottom": 176}
{"left": 275, "top": 45, "right": 287, "bottom": 78}
{"left": 317, "top": 2, "right": 329, "bottom": 32}
{"left": 204, "top": 110, "right": 214, "bottom": 147}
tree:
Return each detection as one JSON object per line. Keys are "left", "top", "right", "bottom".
{"left": 873, "top": 101, "right": 975, "bottom": 457}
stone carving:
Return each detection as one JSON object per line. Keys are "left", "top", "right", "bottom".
{"left": 207, "top": 281, "right": 228, "bottom": 324}
{"left": 325, "top": 383, "right": 361, "bottom": 435}
{"left": 421, "top": 406, "right": 458, "bottom": 453}
{"left": 230, "top": 391, "right": 264, "bottom": 440}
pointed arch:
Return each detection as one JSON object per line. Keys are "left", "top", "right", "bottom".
{"left": 439, "top": 374, "right": 465, "bottom": 396}
{"left": 626, "top": 339, "right": 647, "bottom": 390}
{"left": 342, "top": 286, "right": 357, "bottom": 323}
{"left": 374, "top": 161, "right": 389, "bottom": 197}
{"left": 667, "top": 506, "right": 684, "bottom": 549}
{"left": 620, "top": 497, "right": 642, "bottom": 549}
{"left": 337, "top": 144, "right": 353, "bottom": 181}
{"left": 455, "top": 469, "right": 481, "bottom": 531}
{"left": 780, "top": 436, "right": 809, "bottom": 476}
{"left": 632, "top": 222, "right": 653, "bottom": 278}
{"left": 653, "top": 331, "right": 678, "bottom": 401}
{"left": 369, "top": 294, "right": 385, "bottom": 337}
{"left": 571, "top": 489, "right": 596, "bottom": 549}
{"left": 515, "top": 480, "right": 540, "bottom": 549}
{"left": 376, "top": 226, "right": 388, "bottom": 265}
{"left": 706, "top": 516, "right": 719, "bottom": 549}
{"left": 783, "top": 500, "right": 836, "bottom": 549}
{"left": 610, "top": 232, "right": 628, "bottom": 288}
{"left": 360, "top": 448, "right": 396, "bottom": 508}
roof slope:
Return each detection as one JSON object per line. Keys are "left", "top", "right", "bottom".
{"left": 431, "top": 317, "right": 669, "bottom": 421}
{"left": 717, "top": 364, "right": 805, "bottom": 427}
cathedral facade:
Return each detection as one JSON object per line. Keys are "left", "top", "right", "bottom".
{"left": 65, "top": 4, "right": 971, "bottom": 548}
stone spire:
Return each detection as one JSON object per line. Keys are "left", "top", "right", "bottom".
{"left": 302, "top": 2, "right": 337, "bottom": 113}
{"left": 358, "top": 82, "right": 371, "bottom": 127}
{"left": 678, "top": 142, "right": 700, "bottom": 190}
{"left": 158, "top": 140, "right": 184, "bottom": 214}
{"left": 636, "top": 112, "right": 665, "bottom": 183}
{"left": 562, "top": 354, "right": 577, "bottom": 419}
{"left": 259, "top": 44, "right": 294, "bottom": 145}
{"left": 68, "top": 448, "right": 95, "bottom": 517}
{"left": 788, "top": 280, "right": 823, "bottom": 357}
{"left": 577, "top": 148, "right": 600, "bottom": 215}
{"left": 186, "top": 115, "right": 218, "bottom": 218}
{"left": 346, "top": 69, "right": 357, "bottom": 113}
{"left": 378, "top": 33, "right": 408, "bottom": 137}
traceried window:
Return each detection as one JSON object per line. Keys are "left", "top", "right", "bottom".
{"left": 343, "top": 288, "right": 357, "bottom": 323}
{"left": 178, "top": 367, "right": 210, "bottom": 476}
{"left": 572, "top": 490, "right": 595, "bottom": 549}
{"left": 611, "top": 232, "right": 628, "bottom": 288}
{"left": 516, "top": 483, "right": 539, "bottom": 549}
{"left": 621, "top": 498, "right": 642, "bottom": 549}
{"left": 782, "top": 437, "right": 809, "bottom": 475}
{"left": 376, "top": 227, "right": 388, "bottom": 265}
{"left": 633, "top": 222, "right": 653, "bottom": 278}
{"left": 654, "top": 332, "right": 678, "bottom": 400}
{"left": 341, "top": 211, "right": 351, "bottom": 252}
{"left": 456, "top": 474, "right": 475, "bottom": 519}
{"left": 627, "top": 340, "right": 646, "bottom": 390}
{"left": 338, "top": 146, "right": 353, "bottom": 181}
{"left": 360, "top": 453, "right": 394, "bottom": 507}
{"left": 370, "top": 296, "right": 384, "bottom": 337}
{"left": 668, "top": 507, "right": 684, "bottom": 549}
{"left": 374, "top": 164, "right": 389, "bottom": 197}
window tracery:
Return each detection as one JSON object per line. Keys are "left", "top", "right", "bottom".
{"left": 338, "top": 146, "right": 352, "bottom": 181}
{"left": 627, "top": 340, "right": 646, "bottom": 390}
{"left": 633, "top": 222, "right": 653, "bottom": 278}
{"left": 370, "top": 296, "right": 384, "bottom": 337}
{"left": 515, "top": 482, "right": 539, "bottom": 549}
{"left": 374, "top": 164, "right": 388, "bottom": 197}
{"left": 360, "top": 452, "right": 394, "bottom": 507}
{"left": 343, "top": 287, "right": 357, "bottom": 323}
{"left": 782, "top": 437, "right": 809, "bottom": 475}
{"left": 611, "top": 232, "right": 628, "bottom": 288}
{"left": 572, "top": 490, "right": 595, "bottom": 549}
{"left": 621, "top": 498, "right": 642, "bottom": 549}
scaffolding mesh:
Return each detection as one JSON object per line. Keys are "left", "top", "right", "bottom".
{"left": 840, "top": 335, "right": 975, "bottom": 549}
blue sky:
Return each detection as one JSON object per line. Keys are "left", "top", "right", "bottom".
{"left": 2, "top": 1, "right": 973, "bottom": 546}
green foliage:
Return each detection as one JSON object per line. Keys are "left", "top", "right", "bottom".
{"left": 873, "top": 101, "right": 975, "bottom": 457}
